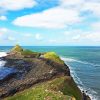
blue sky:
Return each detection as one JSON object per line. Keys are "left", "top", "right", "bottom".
{"left": 0, "top": 0, "right": 100, "bottom": 46}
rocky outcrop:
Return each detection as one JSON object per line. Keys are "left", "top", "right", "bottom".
{"left": 0, "top": 45, "right": 91, "bottom": 100}
{"left": 0, "top": 58, "right": 70, "bottom": 99}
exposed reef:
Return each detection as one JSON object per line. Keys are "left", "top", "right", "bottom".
{"left": 0, "top": 45, "right": 91, "bottom": 100}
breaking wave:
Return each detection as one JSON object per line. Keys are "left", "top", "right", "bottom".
{"left": 61, "top": 57, "right": 100, "bottom": 67}
{"left": 61, "top": 56, "right": 99, "bottom": 100}
{"left": 0, "top": 52, "right": 7, "bottom": 58}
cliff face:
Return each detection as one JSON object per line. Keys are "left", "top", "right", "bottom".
{"left": 0, "top": 45, "right": 90, "bottom": 100}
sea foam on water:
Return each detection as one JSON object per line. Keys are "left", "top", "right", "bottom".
{"left": 0, "top": 52, "right": 7, "bottom": 58}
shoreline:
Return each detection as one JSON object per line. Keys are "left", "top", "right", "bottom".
{"left": 61, "top": 56, "right": 98, "bottom": 100}
{"left": 0, "top": 52, "right": 7, "bottom": 58}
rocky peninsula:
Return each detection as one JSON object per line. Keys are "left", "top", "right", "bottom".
{"left": 0, "top": 45, "right": 91, "bottom": 100}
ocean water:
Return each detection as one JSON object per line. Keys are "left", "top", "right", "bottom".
{"left": 0, "top": 46, "right": 100, "bottom": 100}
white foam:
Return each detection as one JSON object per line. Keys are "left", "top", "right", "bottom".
{"left": 70, "top": 65, "right": 99, "bottom": 100}
{"left": 61, "top": 56, "right": 100, "bottom": 67}
{"left": 61, "top": 56, "right": 99, "bottom": 100}
{"left": 0, "top": 52, "right": 7, "bottom": 57}
{"left": 61, "top": 57, "right": 76, "bottom": 62}
{"left": 0, "top": 61, "right": 6, "bottom": 68}
{"left": 0, "top": 52, "right": 7, "bottom": 68}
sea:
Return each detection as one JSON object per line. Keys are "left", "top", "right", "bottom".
{"left": 0, "top": 46, "right": 100, "bottom": 100}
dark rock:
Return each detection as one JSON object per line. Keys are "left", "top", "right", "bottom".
{"left": 0, "top": 56, "right": 70, "bottom": 99}
{"left": 82, "top": 91, "right": 91, "bottom": 100}
{"left": 0, "top": 73, "right": 17, "bottom": 84}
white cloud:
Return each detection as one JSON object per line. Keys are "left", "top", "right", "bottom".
{"left": 24, "top": 33, "right": 33, "bottom": 37}
{"left": 0, "top": 0, "right": 37, "bottom": 11}
{"left": 64, "top": 29, "right": 83, "bottom": 35}
{"left": 49, "top": 39, "right": 57, "bottom": 43}
{"left": 71, "top": 31, "right": 100, "bottom": 42}
{"left": 13, "top": 7, "right": 82, "bottom": 29}
{"left": 60, "top": 0, "right": 84, "bottom": 7}
{"left": 72, "top": 34, "right": 81, "bottom": 40}
{"left": 0, "top": 16, "right": 7, "bottom": 21}
{"left": 85, "top": 32, "right": 100, "bottom": 42}
{"left": 0, "top": 27, "right": 8, "bottom": 32}
{"left": 7, "top": 36, "right": 16, "bottom": 41}
{"left": 83, "top": 2, "right": 100, "bottom": 17}
{"left": 0, "top": 28, "right": 8, "bottom": 36}
{"left": 35, "top": 33, "right": 43, "bottom": 40}
{"left": 91, "top": 22, "right": 100, "bottom": 31}
{"left": 12, "top": 0, "right": 100, "bottom": 29}
{"left": 60, "top": 0, "right": 100, "bottom": 17}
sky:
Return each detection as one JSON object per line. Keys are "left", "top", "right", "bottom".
{"left": 0, "top": 0, "right": 100, "bottom": 46}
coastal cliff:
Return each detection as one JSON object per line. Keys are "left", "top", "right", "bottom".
{"left": 0, "top": 45, "right": 91, "bottom": 100}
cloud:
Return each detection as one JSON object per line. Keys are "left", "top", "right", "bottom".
{"left": 60, "top": 0, "right": 84, "bottom": 7}
{"left": 0, "top": 16, "right": 7, "bottom": 21}
{"left": 83, "top": 1, "right": 100, "bottom": 17}
{"left": 0, "top": 0, "right": 37, "bottom": 11}
{"left": 0, "top": 28, "right": 8, "bottom": 36}
{"left": 91, "top": 22, "right": 100, "bottom": 31}
{"left": 14, "top": 0, "right": 100, "bottom": 29}
{"left": 71, "top": 31, "right": 100, "bottom": 42}
{"left": 60, "top": 0, "right": 100, "bottom": 18}
{"left": 85, "top": 32, "right": 100, "bottom": 42}
{"left": 61, "top": 0, "right": 100, "bottom": 17}
{"left": 45, "top": 29, "right": 100, "bottom": 45}
{"left": 0, "top": 28, "right": 17, "bottom": 42}
{"left": 0, "top": 27, "right": 8, "bottom": 32}
{"left": 72, "top": 34, "right": 81, "bottom": 40}
{"left": 49, "top": 39, "right": 57, "bottom": 43}
{"left": 7, "top": 36, "right": 16, "bottom": 41}
{"left": 24, "top": 33, "right": 33, "bottom": 37}
{"left": 13, "top": 7, "right": 82, "bottom": 29}
{"left": 35, "top": 33, "right": 43, "bottom": 40}
{"left": 12, "top": 0, "right": 100, "bottom": 29}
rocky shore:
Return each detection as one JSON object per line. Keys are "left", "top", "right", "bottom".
{"left": 0, "top": 45, "right": 91, "bottom": 100}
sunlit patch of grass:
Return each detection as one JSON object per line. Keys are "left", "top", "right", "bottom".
{"left": 11, "top": 45, "right": 23, "bottom": 52}
{"left": 44, "top": 52, "right": 64, "bottom": 64}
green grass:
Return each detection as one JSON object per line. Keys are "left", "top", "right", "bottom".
{"left": 44, "top": 52, "right": 64, "bottom": 64}
{"left": 21, "top": 50, "right": 40, "bottom": 58}
{"left": 5, "top": 76, "right": 82, "bottom": 100}
{"left": 11, "top": 45, "right": 40, "bottom": 58}
{"left": 48, "top": 76, "right": 82, "bottom": 100}
{"left": 11, "top": 45, "right": 23, "bottom": 52}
